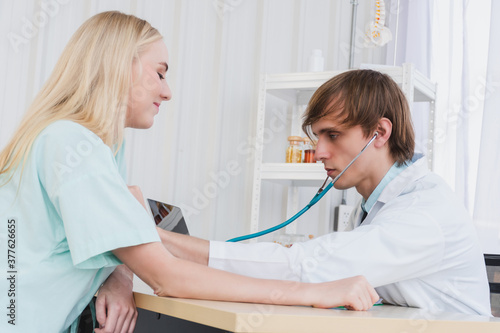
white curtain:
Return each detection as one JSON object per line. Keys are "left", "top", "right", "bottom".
{"left": 0, "top": 0, "right": 393, "bottom": 241}
{"left": 473, "top": 0, "right": 500, "bottom": 254}
{"left": 428, "top": 0, "right": 499, "bottom": 254}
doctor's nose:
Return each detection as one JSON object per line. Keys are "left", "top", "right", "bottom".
{"left": 314, "top": 139, "right": 330, "bottom": 162}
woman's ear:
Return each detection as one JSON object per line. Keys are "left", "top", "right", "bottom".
{"left": 374, "top": 117, "right": 392, "bottom": 148}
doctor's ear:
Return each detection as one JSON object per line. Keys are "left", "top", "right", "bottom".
{"left": 373, "top": 118, "right": 392, "bottom": 147}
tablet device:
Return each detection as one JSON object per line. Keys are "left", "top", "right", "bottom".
{"left": 147, "top": 199, "right": 189, "bottom": 235}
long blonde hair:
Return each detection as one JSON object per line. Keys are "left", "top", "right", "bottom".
{"left": 0, "top": 11, "right": 162, "bottom": 184}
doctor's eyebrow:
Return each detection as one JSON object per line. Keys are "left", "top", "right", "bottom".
{"left": 313, "top": 127, "right": 341, "bottom": 136}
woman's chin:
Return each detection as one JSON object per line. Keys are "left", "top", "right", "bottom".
{"left": 126, "top": 118, "right": 155, "bottom": 129}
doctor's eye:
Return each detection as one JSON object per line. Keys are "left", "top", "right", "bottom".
{"left": 328, "top": 133, "right": 339, "bottom": 140}
{"left": 157, "top": 72, "right": 165, "bottom": 80}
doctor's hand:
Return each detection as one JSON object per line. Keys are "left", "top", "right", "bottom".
{"left": 95, "top": 265, "right": 138, "bottom": 333}
{"left": 311, "top": 275, "right": 379, "bottom": 311}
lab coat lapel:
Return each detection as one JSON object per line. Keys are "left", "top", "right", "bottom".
{"left": 377, "top": 154, "right": 428, "bottom": 205}
{"left": 350, "top": 155, "right": 429, "bottom": 230}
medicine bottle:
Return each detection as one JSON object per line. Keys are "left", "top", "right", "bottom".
{"left": 286, "top": 136, "right": 303, "bottom": 163}
{"left": 302, "top": 137, "right": 315, "bottom": 163}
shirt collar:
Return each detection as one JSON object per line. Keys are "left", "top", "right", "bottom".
{"left": 361, "top": 160, "right": 412, "bottom": 213}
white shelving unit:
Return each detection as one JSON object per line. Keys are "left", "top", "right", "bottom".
{"left": 249, "top": 63, "right": 436, "bottom": 237}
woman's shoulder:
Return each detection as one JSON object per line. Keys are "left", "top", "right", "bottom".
{"left": 34, "top": 120, "right": 107, "bottom": 156}
{"left": 33, "top": 120, "right": 117, "bottom": 188}
{"left": 39, "top": 120, "right": 102, "bottom": 144}
{"left": 33, "top": 120, "right": 110, "bottom": 167}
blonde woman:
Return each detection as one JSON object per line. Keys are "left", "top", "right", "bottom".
{"left": 0, "top": 11, "right": 378, "bottom": 333}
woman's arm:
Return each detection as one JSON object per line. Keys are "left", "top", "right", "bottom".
{"left": 123, "top": 185, "right": 377, "bottom": 309}
{"left": 112, "top": 241, "right": 378, "bottom": 310}
{"left": 128, "top": 184, "right": 209, "bottom": 264}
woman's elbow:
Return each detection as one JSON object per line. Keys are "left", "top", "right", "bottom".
{"left": 153, "top": 283, "right": 188, "bottom": 298}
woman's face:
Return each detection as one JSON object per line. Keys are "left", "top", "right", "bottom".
{"left": 126, "top": 40, "right": 172, "bottom": 129}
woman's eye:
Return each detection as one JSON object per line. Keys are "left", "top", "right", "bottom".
{"left": 157, "top": 72, "right": 165, "bottom": 80}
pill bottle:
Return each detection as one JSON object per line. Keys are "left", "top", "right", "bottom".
{"left": 302, "top": 137, "right": 315, "bottom": 163}
{"left": 286, "top": 136, "right": 303, "bottom": 163}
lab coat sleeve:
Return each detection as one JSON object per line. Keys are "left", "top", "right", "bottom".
{"left": 209, "top": 240, "right": 305, "bottom": 281}
{"left": 209, "top": 194, "right": 445, "bottom": 287}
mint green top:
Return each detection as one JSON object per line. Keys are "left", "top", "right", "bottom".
{"left": 0, "top": 121, "right": 160, "bottom": 332}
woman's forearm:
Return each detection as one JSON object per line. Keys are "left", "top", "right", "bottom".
{"left": 125, "top": 189, "right": 377, "bottom": 309}
{"left": 113, "top": 242, "right": 378, "bottom": 310}
{"left": 114, "top": 241, "right": 307, "bottom": 305}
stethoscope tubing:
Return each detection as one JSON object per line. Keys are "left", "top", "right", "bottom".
{"left": 226, "top": 132, "right": 378, "bottom": 242}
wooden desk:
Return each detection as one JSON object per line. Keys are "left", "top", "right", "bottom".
{"left": 133, "top": 280, "right": 500, "bottom": 333}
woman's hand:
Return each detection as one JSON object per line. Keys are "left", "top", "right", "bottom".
{"left": 94, "top": 265, "right": 138, "bottom": 333}
{"left": 93, "top": 185, "right": 144, "bottom": 332}
{"left": 309, "top": 275, "right": 379, "bottom": 311}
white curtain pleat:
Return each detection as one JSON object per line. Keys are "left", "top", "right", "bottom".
{"left": 430, "top": 0, "right": 463, "bottom": 189}
{"left": 473, "top": 0, "right": 500, "bottom": 254}
{"left": 385, "top": 0, "right": 432, "bottom": 157}
{"left": 454, "top": 0, "right": 490, "bottom": 212}
{"left": 0, "top": 1, "right": 37, "bottom": 146}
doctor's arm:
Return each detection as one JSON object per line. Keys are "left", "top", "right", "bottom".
{"left": 156, "top": 227, "right": 209, "bottom": 265}
{"left": 112, "top": 241, "right": 378, "bottom": 310}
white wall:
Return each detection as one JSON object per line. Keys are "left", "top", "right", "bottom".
{"left": 0, "top": 0, "right": 398, "bottom": 241}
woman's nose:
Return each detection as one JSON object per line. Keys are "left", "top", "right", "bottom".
{"left": 161, "top": 82, "right": 172, "bottom": 101}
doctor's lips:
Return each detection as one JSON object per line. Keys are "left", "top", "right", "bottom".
{"left": 325, "top": 168, "right": 337, "bottom": 177}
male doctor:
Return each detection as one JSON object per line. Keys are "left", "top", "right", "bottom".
{"left": 158, "top": 69, "right": 491, "bottom": 316}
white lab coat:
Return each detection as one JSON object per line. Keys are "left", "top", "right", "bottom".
{"left": 209, "top": 155, "right": 492, "bottom": 316}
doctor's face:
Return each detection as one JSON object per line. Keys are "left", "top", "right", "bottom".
{"left": 126, "top": 40, "right": 172, "bottom": 129}
{"left": 312, "top": 115, "right": 375, "bottom": 191}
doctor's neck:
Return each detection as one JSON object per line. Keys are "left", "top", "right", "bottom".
{"left": 356, "top": 153, "right": 396, "bottom": 200}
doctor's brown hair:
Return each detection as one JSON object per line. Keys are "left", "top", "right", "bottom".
{"left": 302, "top": 69, "right": 415, "bottom": 166}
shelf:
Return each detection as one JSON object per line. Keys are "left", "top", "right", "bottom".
{"left": 260, "top": 163, "right": 327, "bottom": 187}
{"left": 263, "top": 65, "right": 436, "bottom": 105}
{"left": 264, "top": 70, "right": 344, "bottom": 105}
{"left": 250, "top": 64, "right": 437, "bottom": 236}
{"left": 360, "top": 64, "right": 436, "bottom": 102}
